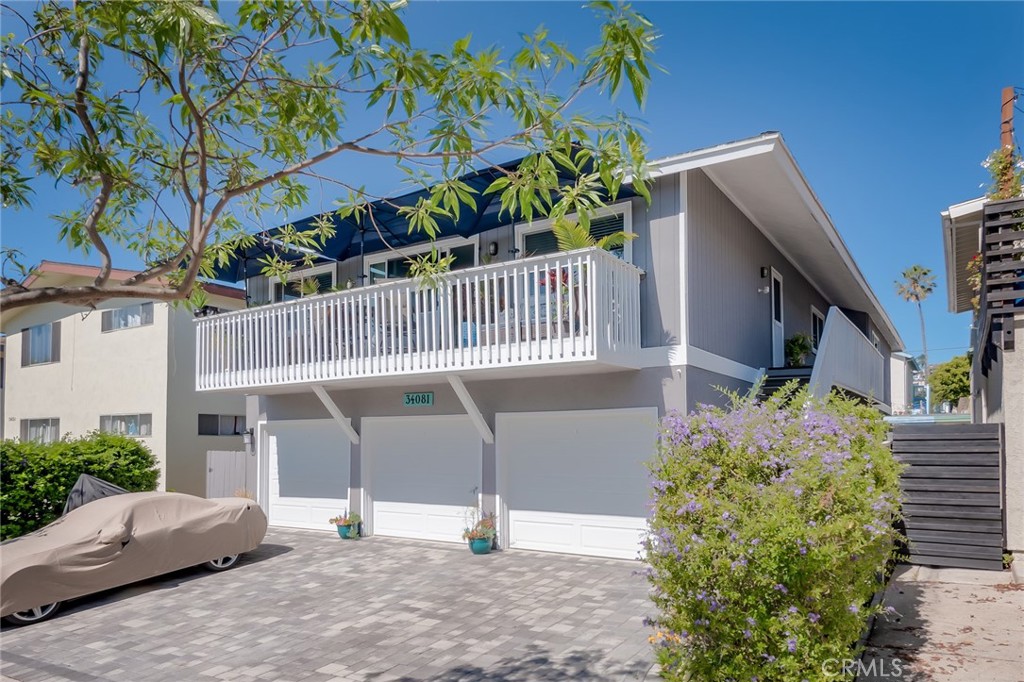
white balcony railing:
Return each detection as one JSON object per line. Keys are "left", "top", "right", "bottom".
{"left": 196, "top": 247, "right": 642, "bottom": 391}
{"left": 809, "top": 306, "right": 885, "bottom": 403}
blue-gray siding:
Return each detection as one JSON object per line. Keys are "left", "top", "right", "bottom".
{"left": 686, "top": 169, "right": 830, "bottom": 369}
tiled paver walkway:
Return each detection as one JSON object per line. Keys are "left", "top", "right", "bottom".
{"left": 1, "top": 528, "right": 655, "bottom": 682}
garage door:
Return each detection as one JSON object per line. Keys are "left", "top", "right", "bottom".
{"left": 363, "top": 415, "right": 481, "bottom": 543}
{"left": 497, "top": 408, "right": 657, "bottom": 559}
{"left": 267, "top": 420, "right": 351, "bottom": 531}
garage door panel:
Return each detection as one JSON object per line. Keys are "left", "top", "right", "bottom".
{"left": 365, "top": 416, "right": 481, "bottom": 543}
{"left": 268, "top": 421, "right": 351, "bottom": 531}
{"left": 499, "top": 409, "right": 656, "bottom": 558}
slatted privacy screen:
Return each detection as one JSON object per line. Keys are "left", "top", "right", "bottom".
{"left": 894, "top": 423, "right": 1004, "bottom": 571}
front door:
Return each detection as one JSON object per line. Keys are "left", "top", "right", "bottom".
{"left": 771, "top": 269, "right": 785, "bottom": 367}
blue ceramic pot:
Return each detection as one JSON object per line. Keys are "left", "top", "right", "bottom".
{"left": 337, "top": 524, "right": 358, "bottom": 539}
{"left": 469, "top": 538, "right": 492, "bottom": 555}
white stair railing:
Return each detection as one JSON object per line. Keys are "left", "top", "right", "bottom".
{"left": 809, "top": 307, "right": 885, "bottom": 402}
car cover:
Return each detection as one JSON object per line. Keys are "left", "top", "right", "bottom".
{"left": 62, "top": 474, "right": 129, "bottom": 515}
{"left": 0, "top": 492, "right": 268, "bottom": 617}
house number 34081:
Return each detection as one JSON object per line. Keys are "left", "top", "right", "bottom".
{"left": 403, "top": 392, "right": 434, "bottom": 407}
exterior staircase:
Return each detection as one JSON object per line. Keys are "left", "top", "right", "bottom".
{"left": 757, "top": 366, "right": 812, "bottom": 401}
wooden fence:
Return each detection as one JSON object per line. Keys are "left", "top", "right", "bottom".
{"left": 206, "top": 450, "right": 257, "bottom": 500}
{"left": 894, "top": 423, "right": 1005, "bottom": 571}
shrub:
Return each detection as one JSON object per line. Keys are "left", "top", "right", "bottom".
{"left": 0, "top": 432, "right": 160, "bottom": 539}
{"left": 644, "top": 387, "right": 902, "bottom": 681}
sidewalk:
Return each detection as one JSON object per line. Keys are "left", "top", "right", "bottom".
{"left": 861, "top": 562, "right": 1024, "bottom": 681}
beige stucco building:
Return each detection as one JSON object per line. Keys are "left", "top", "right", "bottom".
{"left": 1, "top": 262, "right": 247, "bottom": 496}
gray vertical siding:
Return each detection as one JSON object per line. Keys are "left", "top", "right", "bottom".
{"left": 636, "top": 177, "right": 681, "bottom": 347}
{"left": 686, "top": 169, "right": 830, "bottom": 369}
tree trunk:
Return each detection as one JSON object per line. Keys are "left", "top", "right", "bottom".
{"left": 917, "top": 300, "right": 929, "bottom": 413}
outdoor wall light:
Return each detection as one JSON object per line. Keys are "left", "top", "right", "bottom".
{"left": 488, "top": 241, "right": 499, "bottom": 256}
{"left": 760, "top": 266, "right": 769, "bottom": 279}
{"left": 242, "top": 428, "right": 254, "bottom": 447}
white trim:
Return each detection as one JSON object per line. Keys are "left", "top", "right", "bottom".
{"left": 771, "top": 267, "right": 785, "bottom": 368}
{"left": 363, "top": 234, "right": 479, "bottom": 283}
{"left": 679, "top": 171, "right": 689, "bottom": 349}
{"left": 515, "top": 202, "right": 634, "bottom": 264}
{"left": 310, "top": 385, "right": 360, "bottom": 444}
{"left": 636, "top": 344, "right": 687, "bottom": 368}
{"left": 630, "top": 135, "right": 780, "bottom": 182}
{"left": 686, "top": 345, "right": 761, "bottom": 384}
{"left": 811, "top": 305, "right": 825, "bottom": 351}
{"left": 447, "top": 375, "right": 495, "bottom": 444}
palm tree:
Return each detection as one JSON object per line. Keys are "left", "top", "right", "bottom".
{"left": 896, "top": 265, "right": 936, "bottom": 412}
{"left": 550, "top": 217, "right": 636, "bottom": 253}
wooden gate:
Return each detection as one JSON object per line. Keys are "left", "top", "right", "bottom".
{"left": 206, "top": 450, "right": 258, "bottom": 499}
{"left": 894, "top": 423, "right": 1005, "bottom": 570}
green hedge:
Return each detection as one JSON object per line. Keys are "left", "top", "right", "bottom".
{"left": 1, "top": 432, "right": 160, "bottom": 540}
{"left": 644, "top": 387, "right": 903, "bottom": 681}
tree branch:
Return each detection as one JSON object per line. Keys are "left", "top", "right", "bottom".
{"left": 73, "top": 32, "right": 114, "bottom": 288}
{"left": 1, "top": 283, "right": 186, "bottom": 310}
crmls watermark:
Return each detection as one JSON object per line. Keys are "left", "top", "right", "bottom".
{"left": 822, "top": 658, "right": 904, "bottom": 678}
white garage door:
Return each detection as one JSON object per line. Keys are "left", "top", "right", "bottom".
{"left": 497, "top": 408, "right": 657, "bottom": 559}
{"left": 363, "top": 415, "right": 481, "bottom": 543}
{"left": 267, "top": 420, "right": 351, "bottom": 531}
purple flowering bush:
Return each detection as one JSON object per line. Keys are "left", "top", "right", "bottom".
{"left": 644, "top": 387, "right": 902, "bottom": 681}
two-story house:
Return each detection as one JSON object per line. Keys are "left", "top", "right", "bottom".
{"left": 942, "top": 195, "right": 1024, "bottom": 555}
{"left": 1, "top": 262, "right": 248, "bottom": 496}
{"left": 195, "top": 133, "right": 903, "bottom": 558}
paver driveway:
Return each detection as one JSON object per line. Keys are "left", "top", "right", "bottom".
{"left": 1, "top": 528, "right": 655, "bottom": 682}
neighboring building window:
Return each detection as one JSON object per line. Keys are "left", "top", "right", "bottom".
{"left": 811, "top": 307, "right": 825, "bottom": 350}
{"left": 198, "top": 414, "right": 246, "bottom": 436}
{"left": 367, "top": 239, "right": 477, "bottom": 284}
{"left": 521, "top": 211, "right": 631, "bottom": 261}
{"left": 272, "top": 264, "right": 336, "bottom": 302}
{"left": 21, "top": 418, "right": 59, "bottom": 444}
{"left": 21, "top": 321, "right": 60, "bottom": 366}
{"left": 102, "top": 303, "right": 154, "bottom": 332}
{"left": 100, "top": 413, "right": 152, "bottom": 437}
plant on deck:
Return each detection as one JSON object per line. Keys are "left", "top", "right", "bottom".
{"left": 643, "top": 386, "right": 903, "bottom": 681}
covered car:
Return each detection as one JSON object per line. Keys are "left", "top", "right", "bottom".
{"left": 1, "top": 492, "right": 267, "bottom": 625}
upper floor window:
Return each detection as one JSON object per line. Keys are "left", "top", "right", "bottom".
{"left": 21, "top": 321, "right": 60, "bottom": 366}
{"left": 21, "top": 418, "right": 59, "bottom": 444}
{"left": 198, "top": 414, "right": 247, "bottom": 436}
{"left": 102, "top": 302, "right": 154, "bottom": 332}
{"left": 870, "top": 330, "right": 881, "bottom": 351}
{"left": 100, "top": 413, "right": 152, "bottom": 437}
{"left": 519, "top": 206, "right": 633, "bottom": 263}
{"left": 811, "top": 307, "right": 825, "bottom": 350}
{"left": 272, "top": 263, "right": 336, "bottom": 302}
{"left": 366, "top": 238, "right": 477, "bottom": 285}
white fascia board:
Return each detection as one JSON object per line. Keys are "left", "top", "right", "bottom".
{"left": 627, "top": 134, "right": 780, "bottom": 184}
{"left": 941, "top": 211, "right": 959, "bottom": 313}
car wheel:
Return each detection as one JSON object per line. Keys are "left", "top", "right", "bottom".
{"left": 204, "top": 554, "right": 239, "bottom": 571}
{"left": 2, "top": 602, "right": 62, "bottom": 626}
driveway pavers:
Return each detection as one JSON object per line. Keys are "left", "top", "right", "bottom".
{"left": 1, "top": 528, "right": 655, "bottom": 682}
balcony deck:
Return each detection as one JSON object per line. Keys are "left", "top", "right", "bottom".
{"left": 196, "top": 248, "right": 642, "bottom": 392}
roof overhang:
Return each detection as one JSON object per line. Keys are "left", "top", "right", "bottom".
{"left": 940, "top": 197, "right": 985, "bottom": 314}
{"left": 645, "top": 133, "right": 905, "bottom": 352}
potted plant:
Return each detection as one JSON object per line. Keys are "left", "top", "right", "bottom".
{"left": 785, "top": 332, "right": 814, "bottom": 367}
{"left": 462, "top": 512, "right": 496, "bottom": 555}
{"left": 328, "top": 511, "right": 361, "bottom": 539}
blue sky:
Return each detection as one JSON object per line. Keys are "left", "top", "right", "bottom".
{"left": 3, "top": 1, "right": 1022, "bottom": 364}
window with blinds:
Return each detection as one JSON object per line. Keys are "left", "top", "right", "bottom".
{"left": 102, "top": 302, "right": 154, "bottom": 332}
{"left": 522, "top": 213, "right": 628, "bottom": 259}
{"left": 273, "top": 269, "right": 336, "bottom": 301}
{"left": 198, "top": 414, "right": 247, "bottom": 436}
